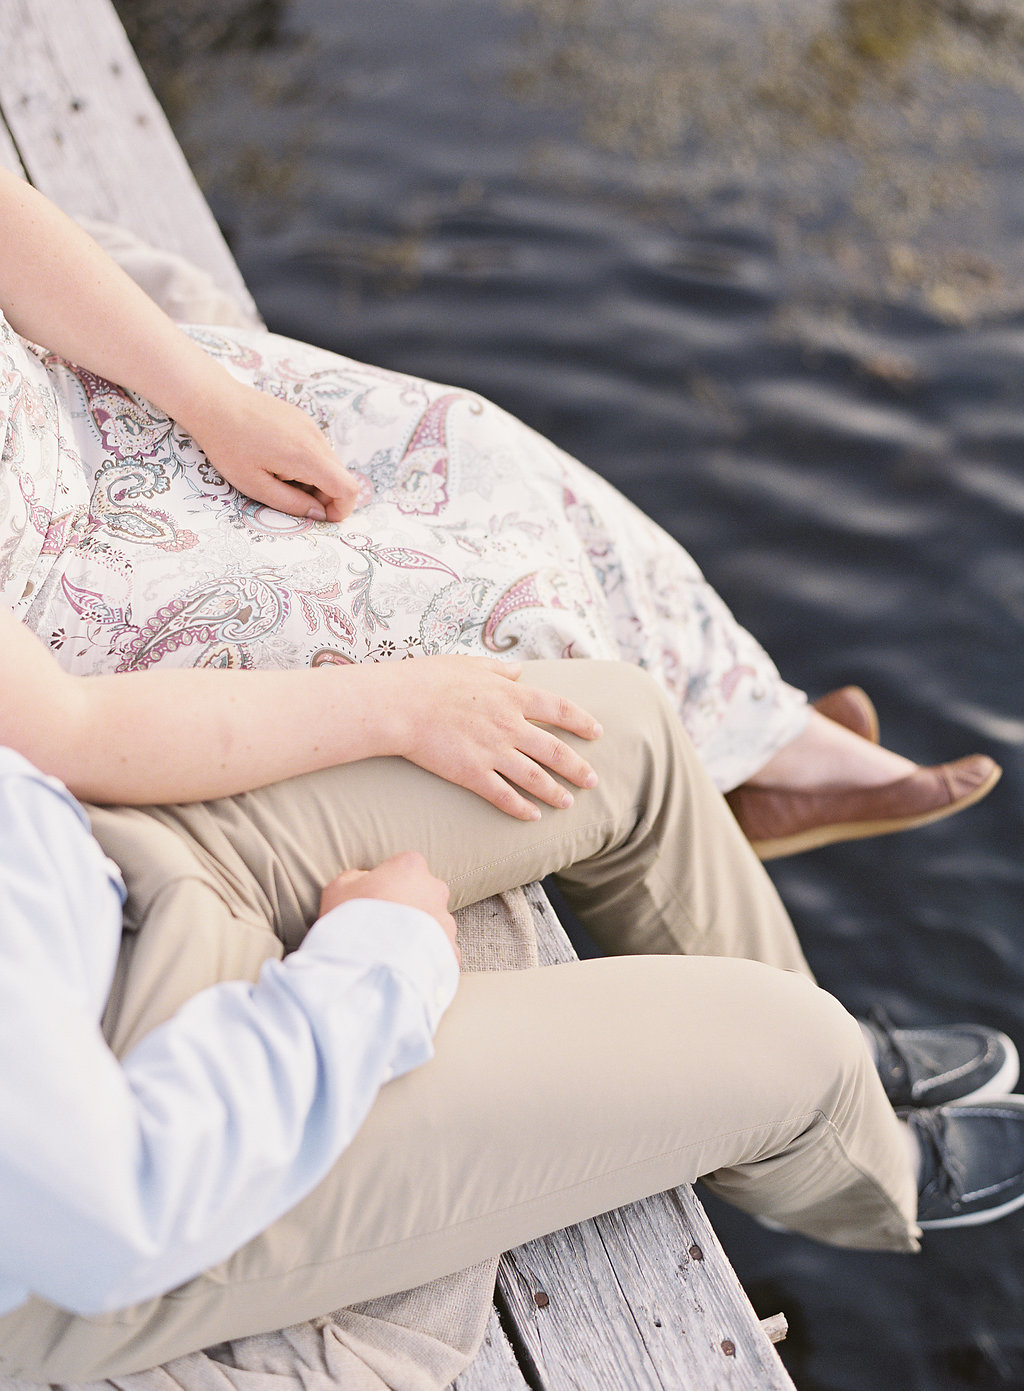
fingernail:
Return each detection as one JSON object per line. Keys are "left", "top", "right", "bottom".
{"left": 528, "top": 805, "right": 542, "bottom": 821}
{"left": 584, "top": 771, "right": 598, "bottom": 788}
{"left": 305, "top": 504, "right": 327, "bottom": 521}
{"left": 560, "top": 791, "right": 574, "bottom": 808}
{"left": 592, "top": 722, "right": 603, "bottom": 737}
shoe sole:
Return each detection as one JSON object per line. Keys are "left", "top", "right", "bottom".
{"left": 956, "top": 1032, "right": 1021, "bottom": 1104}
{"left": 918, "top": 1187, "right": 1024, "bottom": 1228}
{"left": 851, "top": 687, "right": 881, "bottom": 745}
{"left": 752, "top": 763, "right": 1002, "bottom": 861}
{"left": 917, "top": 1095, "right": 1024, "bottom": 1229}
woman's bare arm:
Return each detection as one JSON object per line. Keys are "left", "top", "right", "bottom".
{"left": 0, "top": 609, "right": 599, "bottom": 812}
{"left": 0, "top": 168, "right": 358, "bottom": 521}
{"left": 0, "top": 175, "right": 602, "bottom": 810}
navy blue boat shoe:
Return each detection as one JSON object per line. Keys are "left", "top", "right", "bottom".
{"left": 912, "top": 1097, "right": 1024, "bottom": 1229}
{"left": 862, "top": 1010, "right": 1019, "bottom": 1109}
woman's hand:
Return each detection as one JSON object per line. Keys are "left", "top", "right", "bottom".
{"left": 184, "top": 377, "right": 361, "bottom": 522}
{"left": 378, "top": 656, "right": 602, "bottom": 821}
{"left": 0, "top": 610, "right": 602, "bottom": 810}
{"left": 0, "top": 171, "right": 359, "bottom": 523}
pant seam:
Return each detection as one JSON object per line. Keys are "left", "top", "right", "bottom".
{"left": 816, "top": 1113, "right": 918, "bottom": 1238}
{"left": 159, "top": 1106, "right": 903, "bottom": 1304}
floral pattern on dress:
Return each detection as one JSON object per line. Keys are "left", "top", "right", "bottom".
{"left": 0, "top": 315, "right": 806, "bottom": 790}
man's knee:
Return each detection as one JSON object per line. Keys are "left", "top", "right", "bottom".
{"left": 762, "top": 971, "right": 876, "bottom": 1117}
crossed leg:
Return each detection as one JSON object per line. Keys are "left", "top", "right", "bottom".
{"left": 0, "top": 661, "right": 918, "bottom": 1381}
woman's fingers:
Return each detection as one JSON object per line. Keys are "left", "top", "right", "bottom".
{"left": 487, "top": 658, "right": 522, "bottom": 681}
{"left": 253, "top": 474, "right": 332, "bottom": 520}
{"left": 387, "top": 655, "right": 604, "bottom": 817}
{"left": 519, "top": 684, "right": 603, "bottom": 741}
{"left": 516, "top": 723, "right": 597, "bottom": 790}
{"left": 499, "top": 749, "right": 577, "bottom": 809}
{"left": 468, "top": 734, "right": 596, "bottom": 818}
{"left": 472, "top": 770, "right": 544, "bottom": 822}
{"left": 251, "top": 457, "right": 360, "bottom": 521}
{"left": 291, "top": 450, "right": 361, "bottom": 520}
{"left": 305, "top": 482, "right": 359, "bottom": 523}
{"left": 196, "top": 380, "right": 363, "bottom": 521}
{"left": 469, "top": 747, "right": 585, "bottom": 819}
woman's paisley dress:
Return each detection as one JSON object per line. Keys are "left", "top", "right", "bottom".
{"left": 0, "top": 311, "right": 805, "bottom": 790}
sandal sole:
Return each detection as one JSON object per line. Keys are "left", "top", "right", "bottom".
{"left": 752, "top": 763, "right": 1002, "bottom": 861}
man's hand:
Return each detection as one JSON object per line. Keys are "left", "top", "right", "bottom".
{"left": 187, "top": 378, "right": 361, "bottom": 522}
{"left": 320, "top": 853, "right": 460, "bottom": 965}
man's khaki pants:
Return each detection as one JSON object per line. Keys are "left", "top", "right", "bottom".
{"left": 0, "top": 661, "right": 918, "bottom": 1381}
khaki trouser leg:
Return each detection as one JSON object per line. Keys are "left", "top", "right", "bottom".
{"left": 0, "top": 660, "right": 918, "bottom": 1380}
{"left": 116, "top": 659, "right": 810, "bottom": 1030}
{"left": 0, "top": 953, "right": 917, "bottom": 1381}
{"left": 90, "top": 659, "right": 813, "bottom": 1055}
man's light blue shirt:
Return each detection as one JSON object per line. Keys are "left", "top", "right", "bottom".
{"left": 0, "top": 748, "right": 459, "bottom": 1317}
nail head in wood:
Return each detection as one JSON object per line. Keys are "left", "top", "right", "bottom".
{"left": 533, "top": 1291, "right": 549, "bottom": 1309}
{"left": 721, "top": 1340, "right": 736, "bottom": 1357}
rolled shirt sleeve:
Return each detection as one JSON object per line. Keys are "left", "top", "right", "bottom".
{"left": 0, "top": 749, "right": 459, "bottom": 1317}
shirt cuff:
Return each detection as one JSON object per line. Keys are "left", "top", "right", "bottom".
{"left": 298, "top": 898, "right": 459, "bottom": 1030}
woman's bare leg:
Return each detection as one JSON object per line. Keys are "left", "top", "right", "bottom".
{"left": 748, "top": 709, "right": 915, "bottom": 789}
{"left": 728, "top": 705, "right": 1000, "bottom": 859}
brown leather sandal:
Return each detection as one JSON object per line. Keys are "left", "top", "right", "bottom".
{"left": 812, "top": 686, "right": 880, "bottom": 744}
{"left": 726, "top": 755, "right": 1002, "bottom": 861}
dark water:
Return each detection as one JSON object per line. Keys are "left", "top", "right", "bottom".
{"left": 114, "top": 2, "right": 1024, "bottom": 1386}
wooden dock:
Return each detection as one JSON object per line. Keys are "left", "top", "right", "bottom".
{"left": 0, "top": 4, "right": 796, "bottom": 1385}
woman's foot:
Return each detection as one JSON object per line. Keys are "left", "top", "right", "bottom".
{"left": 749, "top": 706, "right": 918, "bottom": 793}
{"left": 727, "top": 692, "right": 1002, "bottom": 859}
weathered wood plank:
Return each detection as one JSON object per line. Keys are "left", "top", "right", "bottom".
{"left": 524, "top": 880, "right": 577, "bottom": 967}
{"left": 497, "top": 1196, "right": 793, "bottom": 1391}
{"left": 517, "top": 884, "right": 796, "bottom": 1390}
{"left": 761, "top": 1313, "right": 788, "bottom": 1345}
{"left": 451, "top": 1308, "right": 530, "bottom": 1391}
{"left": 0, "top": 0, "right": 257, "bottom": 316}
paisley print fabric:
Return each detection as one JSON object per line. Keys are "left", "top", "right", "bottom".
{"left": 0, "top": 312, "right": 806, "bottom": 790}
